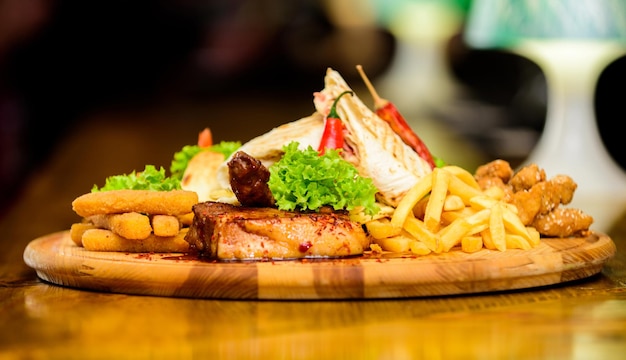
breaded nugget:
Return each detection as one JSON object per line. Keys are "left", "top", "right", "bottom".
{"left": 548, "top": 174, "right": 577, "bottom": 205}
{"left": 532, "top": 208, "right": 593, "bottom": 238}
{"left": 70, "top": 222, "right": 97, "bottom": 246}
{"left": 510, "top": 190, "right": 541, "bottom": 225}
{"left": 475, "top": 159, "right": 514, "bottom": 184}
{"left": 177, "top": 212, "right": 194, "bottom": 226}
{"left": 509, "top": 163, "right": 546, "bottom": 192}
{"left": 88, "top": 212, "right": 152, "bottom": 240}
{"left": 72, "top": 190, "right": 198, "bottom": 217}
{"left": 474, "top": 161, "right": 592, "bottom": 237}
{"left": 81, "top": 228, "right": 190, "bottom": 253}
{"left": 476, "top": 176, "right": 513, "bottom": 201}
{"left": 151, "top": 215, "right": 180, "bottom": 237}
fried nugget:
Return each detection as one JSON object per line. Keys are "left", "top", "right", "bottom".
{"left": 70, "top": 222, "right": 97, "bottom": 246}
{"left": 510, "top": 174, "right": 578, "bottom": 226}
{"left": 72, "top": 190, "right": 198, "bottom": 217}
{"left": 532, "top": 208, "right": 593, "bottom": 238}
{"left": 151, "top": 215, "right": 180, "bottom": 237}
{"left": 177, "top": 212, "right": 194, "bottom": 226}
{"left": 509, "top": 163, "right": 545, "bottom": 192}
{"left": 549, "top": 174, "right": 577, "bottom": 205}
{"left": 473, "top": 160, "right": 592, "bottom": 238}
{"left": 475, "top": 159, "right": 514, "bottom": 184}
{"left": 509, "top": 190, "right": 541, "bottom": 225}
{"left": 81, "top": 228, "right": 190, "bottom": 253}
{"left": 476, "top": 176, "right": 513, "bottom": 200}
{"left": 87, "top": 212, "right": 152, "bottom": 240}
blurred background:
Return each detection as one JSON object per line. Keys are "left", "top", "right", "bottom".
{"left": 1, "top": 0, "right": 624, "bottom": 220}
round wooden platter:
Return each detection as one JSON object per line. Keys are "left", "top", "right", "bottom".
{"left": 23, "top": 231, "right": 616, "bottom": 300}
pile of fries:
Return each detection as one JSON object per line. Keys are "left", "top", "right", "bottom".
{"left": 365, "top": 166, "right": 540, "bottom": 255}
{"left": 70, "top": 190, "right": 198, "bottom": 252}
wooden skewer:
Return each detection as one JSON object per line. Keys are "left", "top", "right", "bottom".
{"left": 356, "top": 64, "right": 388, "bottom": 109}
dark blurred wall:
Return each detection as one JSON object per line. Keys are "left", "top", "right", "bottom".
{"left": 0, "top": 0, "right": 395, "bottom": 213}
{"left": 5, "top": 1, "right": 203, "bottom": 161}
{"left": 1, "top": 0, "right": 623, "bottom": 215}
{"left": 1, "top": 1, "right": 205, "bottom": 210}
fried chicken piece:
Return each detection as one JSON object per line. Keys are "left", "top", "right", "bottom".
{"left": 480, "top": 179, "right": 514, "bottom": 203}
{"left": 549, "top": 174, "right": 577, "bottom": 205}
{"left": 475, "top": 159, "right": 514, "bottom": 184}
{"left": 509, "top": 163, "right": 545, "bottom": 192}
{"left": 475, "top": 160, "right": 515, "bottom": 202}
{"left": 535, "top": 180, "right": 564, "bottom": 215}
{"left": 532, "top": 208, "right": 593, "bottom": 237}
{"left": 472, "top": 160, "right": 592, "bottom": 238}
{"left": 476, "top": 176, "right": 501, "bottom": 190}
{"left": 510, "top": 174, "right": 578, "bottom": 225}
{"left": 510, "top": 190, "right": 541, "bottom": 225}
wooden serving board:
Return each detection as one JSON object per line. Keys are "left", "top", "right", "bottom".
{"left": 23, "top": 231, "right": 616, "bottom": 300}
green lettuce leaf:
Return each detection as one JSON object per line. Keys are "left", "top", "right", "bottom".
{"left": 268, "top": 142, "right": 379, "bottom": 215}
{"left": 434, "top": 156, "right": 447, "bottom": 168}
{"left": 210, "top": 141, "right": 241, "bottom": 159}
{"left": 170, "top": 145, "right": 203, "bottom": 181}
{"left": 91, "top": 165, "right": 181, "bottom": 192}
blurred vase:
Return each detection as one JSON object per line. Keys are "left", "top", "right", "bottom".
{"left": 464, "top": 0, "right": 626, "bottom": 233}
{"left": 366, "top": 0, "right": 468, "bottom": 115}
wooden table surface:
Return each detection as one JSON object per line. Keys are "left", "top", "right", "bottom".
{"left": 1, "top": 95, "right": 625, "bottom": 359}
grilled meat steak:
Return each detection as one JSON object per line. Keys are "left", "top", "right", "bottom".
{"left": 185, "top": 201, "right": 370, "bottom": 260}
{"left": 228, "top": 151, "right": 275, "bottom": 207}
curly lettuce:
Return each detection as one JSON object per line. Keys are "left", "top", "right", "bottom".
{"left": 91, "top": 165, "right": 181, "bottom": 192}
{"left": 170, "top": 141, "right": 241, "bottom": 180}
{"left": 268, "top": 142, "right": 379, "bottom": 215}
{"left": 170, "top": 145, "right": 203, "bottom": 181}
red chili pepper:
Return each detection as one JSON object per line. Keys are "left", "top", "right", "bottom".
{"left": 197, "top": 127, "right": 213, "bottom": 148}
{"left": 317, "top": 90, "right": 353, "bottom": 155}
{"left": 356, "top": 65, "right": 436, "bottom": 169}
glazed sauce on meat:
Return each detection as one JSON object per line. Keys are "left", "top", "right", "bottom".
{"left": 228, "top": 151, "right": 275, "bottom": 207}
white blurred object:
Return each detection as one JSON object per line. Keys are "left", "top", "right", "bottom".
{"left": 365, "top": 0, "right": 466, "bottom": 115}
{"left": 465, "top": 0, "right": 626, "bottom": 233}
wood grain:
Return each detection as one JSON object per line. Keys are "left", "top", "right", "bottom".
{"left": 23, "top": 231, "right": 616, "bottom": 300}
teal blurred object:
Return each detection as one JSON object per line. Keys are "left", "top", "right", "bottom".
{"left": 370, "top": 0, "right": 471, "bottom": 29}
{"left": 466, "top": 0, "right": 626, "bottom": 46}
{"left": 464, "top": 0, "right": 626, "bottom": 233}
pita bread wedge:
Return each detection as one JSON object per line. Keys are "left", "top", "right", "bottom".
{"left": 181, "top": 150, "right": 234, "bottom": 203}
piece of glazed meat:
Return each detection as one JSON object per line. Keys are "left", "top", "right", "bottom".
{"left": 228, "top": 151, "right": 275, "bottom": 208}
{"left": 185, "top": 201, "right": 370, "bottom": 260}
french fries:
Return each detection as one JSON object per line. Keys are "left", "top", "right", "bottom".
{"left": 391, "top": 172, "right": 433, "bottom": 230}
{"left": 423, "top": 168, "right": 450, "bottom": 232}
{"left": 70, "top": 189, "right": 198, "bottom": 252}
{"left": 365, "top": 166, "right": 540, "bottom": 256}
